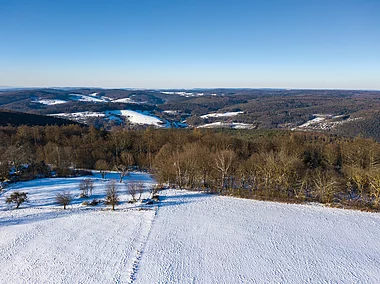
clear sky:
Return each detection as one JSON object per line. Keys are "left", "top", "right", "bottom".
{"left": 0, "top": 0, "right": 379, "bottom": 89}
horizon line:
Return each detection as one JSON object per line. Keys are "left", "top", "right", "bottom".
{"left": 1, "top": 86, "right": 380, "bottom": 92}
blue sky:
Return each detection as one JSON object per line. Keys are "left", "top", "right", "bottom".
{"left": 0, "top": 0, "right": 379, "bottom": 89}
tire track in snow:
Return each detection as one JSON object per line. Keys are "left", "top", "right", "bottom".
{"left": 127, "top": 206, "right": 159, "bottom": 283}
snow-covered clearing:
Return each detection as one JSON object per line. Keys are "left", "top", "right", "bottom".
{"left": 198, "top": 121, "right": 255, "bottom": 129}
{"left": 108, "top": 110, "right": 163, "bottom": 126}
{"left": 1, "top": 178, "right": 380, "bottom": 283}
{"left": 69, "top": 94, "right": 108, "bottom": 103}
{"left": 200, "top": 111, "right": 244, "bottom": 119}
{"left": 53, "top": 111, "right": 106, "bottom": 118}
{"left": 297, "top": 115, "right": 328, "bottom": 129}
{"left": 161, "top": 91, "right": 204, "bottom": 97}
{"left": 111, "top": 98, "right": 144, "bottom": 104}
{"left": 50, "top": 109, "right": 163, "bottom": 127}
{"left": 34, "top": 99, "right": 67, "bottom": 105}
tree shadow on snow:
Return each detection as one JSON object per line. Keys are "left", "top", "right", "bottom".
{"left": 157, "top": 192, "right": 213, "bottom": 207}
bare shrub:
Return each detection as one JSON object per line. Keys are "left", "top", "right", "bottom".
{"left": 150, "top": 184, "right": 162, "bottom": 197}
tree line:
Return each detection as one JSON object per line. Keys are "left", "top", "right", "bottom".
{"left": 1, "top": 124, "right": 380, "bottom": 210}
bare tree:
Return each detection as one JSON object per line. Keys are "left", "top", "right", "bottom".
{"left": 368, "top": 170, "right": 380, "bottom": 208}
{"left": 79, "top": 178, "right": 94, "bottom": 198}
{"left": 106, "top": 180, "right": 119, "bottom": 210}
{"left": 137, "top": 182, "right": 144, "bottom": 200}
{"left": 214, "top": 149, "right": 236, "bottom": 193}
{"left": 313, "top": 171, "right": 338, "bottom": 203}
{"left": 115, "top": 152, "right": 134, "bottom": 182}
{"left": 348, "top": 167, "right": 368, "bottom": 203}
{"left": 6, "top": 191, "right": 28, "bottom": 209}
{"left": 79, "top": 179, "right": 89, "bottom": 198}
{"left": 55, "top": 191, "right": 73, "bottom": 210}
{"left": 95, "top": 159, "right": 109, "bottom": 179}
{"left": 87, "top": 179, "right": 94, "bottom": 196}
{"left": 127, "top": 181, "right": 138, "bottom": 202}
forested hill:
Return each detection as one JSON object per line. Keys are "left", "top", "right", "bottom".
{"left": 0, "top": 110, "right": 79, "bottom": 127}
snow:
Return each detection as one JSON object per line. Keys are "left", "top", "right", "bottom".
{"left": 0, "top": 172, "right": 156, "bottom": 284}
{"left": 34, "top": 99, "right": 67, "bottom": 105}
{"left": 69, "top": 94, "right": 108, "bottom": 103}
{"left": 50, "top": 110, "right": 164, "bottom": 127}
{"left": 198, "top": 122, "right": 255, "bottom": 129}
{"left": 292, "top": 114, "right": 361, "bottom": 131}
{"left": 163, "top": 110, "right": 179, "bottom": 115}
{"left": 136, "top": 190, "right": 380, "bottom": 283}
{"left": 200, "top": 111, "right": 244, "bottom": 119}
{"left": 52, "top": 111, "right": 106, "bottom": 118}
{"left": 298, "top": 116, "right": 327, "bottom": 128}
{"left": 112, "top": 98, "right": 136, "bottom": 103}
{"left": 161, "top": 91, "right": 204, "bottom": 98}
{"left": 1, "top": 178, "right": 380, "bottom": 283}
{"left": 108, "top": 110, "right": 163, "bottom": 126}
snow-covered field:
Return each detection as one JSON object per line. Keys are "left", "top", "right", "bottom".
{"left": 51, "top": 109, "right": 163, "bottom": 127}
{"left": 34, "top": 99, "right": 67, "bottom": 105}
{"left": 33, "top": 93, "right": 143, "bottom": 106}
{"left": 200, "top": 111, "right": 244, "bottom": 119}
{"left": 1, "top": 175, "right": 380, "bottom": 283}
{"left": 111, "top": 110, "right": 162, "bottom": 126}
{"left": 198, "top": 121, "right": 255, "bottom": 129}
{"left": 0, "top": 172, "right": 156, "bottom": 284}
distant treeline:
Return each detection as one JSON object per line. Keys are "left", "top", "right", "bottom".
{"left": 1, "top": 125, "right": 380, "bottom": 211}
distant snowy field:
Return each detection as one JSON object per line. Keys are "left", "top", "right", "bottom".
{"left": 51, "top": 109, "right": 163, "bottom": 127}
{"left": 200, "top": 111, "right": 244, "bottom": 119}
{"left": 1, "top": 175, "right": 380, "bottom": 283}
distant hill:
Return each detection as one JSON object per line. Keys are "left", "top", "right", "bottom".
{"left": 0, "top": 109, "right": 80, "bottom": 127}
{"left": 1, "top": 88, "right": 380, "bottom": 140}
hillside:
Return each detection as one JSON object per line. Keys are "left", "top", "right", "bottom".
{"left": 1, "top": 174, "right": 379, "bottom": 283}
{"left": 1, "top": 88, "right": 380, "bottom": 139}
{"left": 0, "top": 109, "right": 80, "bottom": 127}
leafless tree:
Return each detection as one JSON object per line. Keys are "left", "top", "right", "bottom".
{"left": 137, "top": 182, "right": 144, "bottom": 200}
{"left": 6, "top": 191, "right": 28, "bottom": 209}
{"left": 313, "top": 171, "right": 338, "bottom": 203}
{"left": 106, "top": 180, "right": 119, "bottom": 210}
{"left": 115, "top": 152, "right": 134, "bottom": 182}
{"left": 368, "top": 170, "right": 380, "bottom": 208}
{"left": 95, "top": 159, "right": 108, "bottom": 179}
{"left": 79, "top": 178, "right": 94, "bottom": 197}
{"left": 127, "top": 181, "right": 138, "bottom": 202}
{"left": 215, "top": 149, "right": 236, "bottom": 193}
{"left": 55, "top": 191, "right": 73, "bottom": 210}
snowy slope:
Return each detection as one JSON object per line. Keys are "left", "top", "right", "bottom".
{"left": 69, "top": 94, "right": 108, "bottom": 103}
{"left": 0, "top": 172, "right": 156, "bottom": 284}
{"left": 136, "top": 190, "right": 380, "bottom": 283}
{"left": 109, "top": 110, "right": 163, "bottom": 126}
{"left": 1, "top": 181, "right": 380, "bottom": 283}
